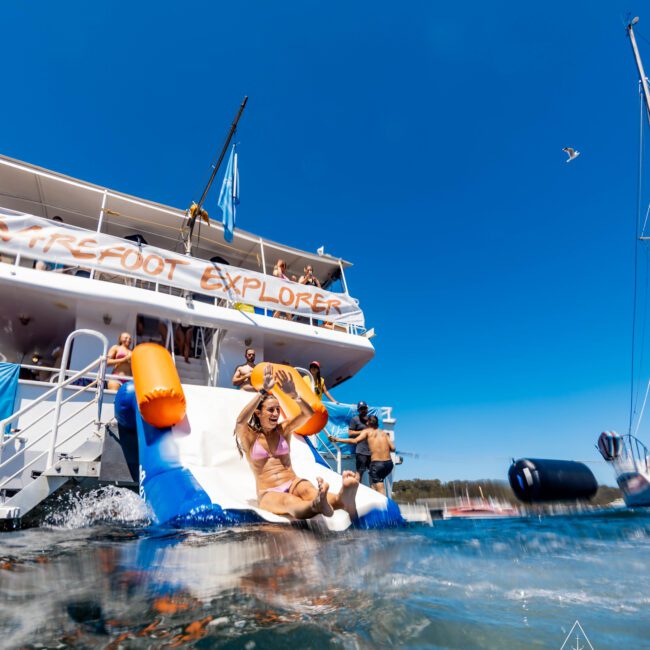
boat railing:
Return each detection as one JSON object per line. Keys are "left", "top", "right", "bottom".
{"left": 18, "top": 363, "right": 130, "bottom": 386}
{"left": 620, "top": 433, "right": 650, "bottom": 473}
{"left": 4, "top": 252, "right": 367, "bottom": 336}
{"left": 0, "top": 329, "right": 108, "bottom": 491}
{"left": 195, "top": 326, "right": 217, "bottom": 386}
{"left": 315, "top": 427, "right": 343, "bottom": 474}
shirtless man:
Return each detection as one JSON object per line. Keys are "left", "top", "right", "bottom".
{"left": 329, "top": 415, "right": 395, "bottom": 495}
{"left": 232, "top": 348, "right": 257, "bottom": 392}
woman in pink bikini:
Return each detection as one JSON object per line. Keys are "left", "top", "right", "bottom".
{"left": 106, "top": 332, "right": 133, "bottom": 390}
{"left": 234, "top": 365, "right": 358, "bottom": 520}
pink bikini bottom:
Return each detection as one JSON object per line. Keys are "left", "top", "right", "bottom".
{"left": 258, "top": 477, "right": 307, "bottom": 500}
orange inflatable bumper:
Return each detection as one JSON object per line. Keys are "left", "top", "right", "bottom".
{"left": 131, "top": 343, "right": 186, "bottom": 428}
{"left": 250, "top": 363, "right": 328, "bottom": 435}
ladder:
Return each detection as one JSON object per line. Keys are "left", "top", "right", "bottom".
{"left": 0, "top": 330, "right": 109, "bottom": 521}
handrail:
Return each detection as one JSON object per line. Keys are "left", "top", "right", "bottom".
{"left": 0, "top": 329, "right": 109, "bottom": 485}
{"left": 312, "top": 423, "right": 347, "bottom": 474}
{"left": 196, "top": 327, "right": 216, "bottom": 386}
{"left": 48, "top": 329, "right": 108, "bottom": 466}
{"left": 617, "top": 433, "right": 650, "bottom": 474}
{"left": 2, "top": 379, "right": 99, "bottom": 447}
{"left": 165, "top": 319, "right": 176, "bottom": 366}
{"left": 1, "top": 356, "right": 103, "bottom": 438}
{"left": 18, "top": 363, "right": 129, "bottom": 383}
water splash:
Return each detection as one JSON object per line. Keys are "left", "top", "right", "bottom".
{"left": 42, "top": 485, "right": 151, "bottom": 529}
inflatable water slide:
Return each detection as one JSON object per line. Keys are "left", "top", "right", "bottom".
{"left": 114, "top": 345, "right": 404, "bottom": 531}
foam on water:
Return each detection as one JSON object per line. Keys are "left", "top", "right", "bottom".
{"left": 41, "top": 486, "right": 151, "bottom": 529}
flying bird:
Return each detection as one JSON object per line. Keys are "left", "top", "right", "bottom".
{"left": 562, "top": 147, "right": 580, "bottom": 163}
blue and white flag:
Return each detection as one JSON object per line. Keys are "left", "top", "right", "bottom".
{"left": 217, "top": 145, "right": 239, "bottom": 243}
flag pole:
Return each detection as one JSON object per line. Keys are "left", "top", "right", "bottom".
{"left": 183, "top": 95, "right": 248, "bottom": 254}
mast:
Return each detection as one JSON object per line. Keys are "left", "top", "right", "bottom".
{"left": 627, "top": 19, "right": 650, "bottom": 434}
{"left": 183, "top": 96, "right": 248, "bottom": 254}
{"left": 628, "top": 18, "right": 650, "bottom": 125}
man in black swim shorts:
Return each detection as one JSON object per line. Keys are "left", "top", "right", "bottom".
{"left": 368, "top": 458, "right": 394, "bottom": 491}
{"left": 329, "top": 414, "right": 395, "bottom": 494}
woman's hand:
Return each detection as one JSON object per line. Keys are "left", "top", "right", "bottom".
{"left": 262, "top": 364, "right": 276, "bottom": 392}
{"left": 275, "top": 369, "right": 297, "bottom": 398}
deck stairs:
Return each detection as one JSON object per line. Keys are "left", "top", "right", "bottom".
{"left": 175, "top": 358, "right": 210, "bottom": 387}
{"left": 0, "top": 330, "right": 111, "bottom": 523}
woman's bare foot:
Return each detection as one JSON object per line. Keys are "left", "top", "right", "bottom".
{"left": 337, "top": 471, "right": 359, "bottom": 520}
{"left": 312, "top": 477, "right": 334, "bottom": 517}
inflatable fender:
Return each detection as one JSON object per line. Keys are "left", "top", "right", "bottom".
{"left": 508, "top": 458, "right": 598, "bottom": 503}
{"left": 250, "top": 363, "right": 328, "bottom": 435}
{"left": 131, "top": 343, "right": 186, "bottom": 428}
{"left": 114, "top": 379, "right": 137, "bottom": 428}
{"left": 114, "top": 382, "right": 218, "bottom": 525}
{"left": 597, "top": 431, "right": 624, "bottom": 461}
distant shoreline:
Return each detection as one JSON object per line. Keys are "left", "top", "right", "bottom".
{"left": 393, "top": 478, "right": 622, "bottom": 507}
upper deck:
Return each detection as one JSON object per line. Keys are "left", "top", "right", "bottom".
{"left": 0, "top": 155, "right": 374, "bottom": 390}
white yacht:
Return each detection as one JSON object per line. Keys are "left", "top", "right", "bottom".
{"left": 0, "top": 153, "right": 398, "bottom": 525}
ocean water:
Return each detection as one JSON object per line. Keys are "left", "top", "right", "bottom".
{"left": 0, "top": 488, "right": 648, "bottom": 649}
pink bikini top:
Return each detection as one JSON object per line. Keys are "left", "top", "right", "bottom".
{"left": 250, "top": 435, "right": 289, "bottom": 461}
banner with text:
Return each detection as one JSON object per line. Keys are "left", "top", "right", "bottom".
{"left": 0, "top": 210, "right": 364, "bottom": 326}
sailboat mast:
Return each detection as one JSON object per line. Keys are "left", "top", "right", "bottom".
{"left": 627, "top": 18, "right": 650, "bottom": 434}
{"left": 628, "top": 19, "right": 650, "bottom": 125}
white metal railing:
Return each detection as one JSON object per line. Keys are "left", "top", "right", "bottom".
{"left": 0, "top": 330, "right": 109, "bottom": 490}
{"left": 313, "top": 425, "right": 344, "bottom": 474}
{"left": 18, "top": 363, "right": 129, "bottom": 386}
{"left": 294, "top": 368, "right": 346, "bottom": 473}
{"left": 7, "top": 251, "right": 365, "bottom": 336}
{"left": 619, "top": 434, "right": 650, "bottom": 474}
{"left": 195, "top": 327, "right": 217, "bottom": 386}
{"left": 164, "top": 319, "right": 176, "bottom": 366}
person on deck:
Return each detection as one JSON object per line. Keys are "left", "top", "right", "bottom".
{"left": 273, "top": 259, "right": 296, "bottom": 282}
{"left": 272, "top": 259, "right": 296, "bottom": 319}
{"left": 232, "top": 348, "right": 258, "bottom": 392}
{"left": 339, "top": 401, "right": 372, "bottom": 482}
{"left": 35, "top": 216, "right": 65, "bottom": 271}
{"left": 174, "top": 323, "right": 193, "bottom": 364}
{"left": 234, "top": 365, "right": 359, "bottom": 519}
{"left": 308, "top": 361, "right": 337, "bottom": 403}
{"left": 299, "top": 265, "right": 321, "bottom": 288}
{"left": 329, "top": 415, "right": 395, "bottom": 495}
{"left": 106, "top": 332, "right": 133, "bottom": 390}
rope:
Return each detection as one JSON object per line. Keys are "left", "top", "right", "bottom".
{"left": 641, "top": 202, "right": 650, "bottom": 236}
{"left": 634, "top": 378, "right": 650, "bottom": 436}
{"left": 635, "top": 245, "right": 650, "bottom": 428}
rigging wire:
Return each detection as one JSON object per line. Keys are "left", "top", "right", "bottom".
{"left": 635, "top": 27, "right": 650, "bottom": 48}
{"left": 634, "top": 245, "right": 650, "bottom": 428}
{"left": 634, "top": 377, "right": 650, "bottom": 436}
{"left": 630, "top": 85, "right": 645, "bottom": 433}
{"left": 641, "top": 201, "right": 650, "bottom": 236}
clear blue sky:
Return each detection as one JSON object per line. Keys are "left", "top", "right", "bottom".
{"left": 3, "top": 1, "right": 648, "bottom": 484}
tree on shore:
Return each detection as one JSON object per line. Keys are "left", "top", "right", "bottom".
{"left": 392, "top": 478, "right": 621, "bottom": 506}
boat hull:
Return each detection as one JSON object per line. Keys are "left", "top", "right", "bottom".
{"left": 616, "top": 471, "right": 650, "bottom": 507}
